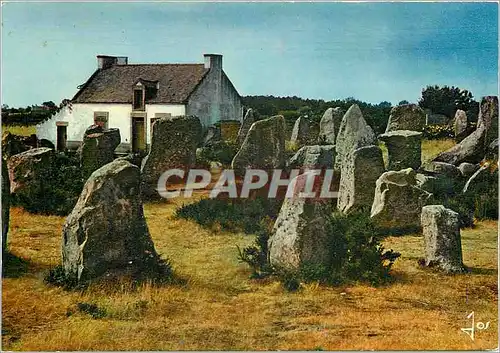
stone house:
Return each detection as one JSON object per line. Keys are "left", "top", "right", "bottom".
{"left": 36, "top": 54, "right": 243, "bottom": 153}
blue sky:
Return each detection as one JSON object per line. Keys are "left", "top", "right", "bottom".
{"left": 1, "top": 2, "right": 498, "bottom": 107}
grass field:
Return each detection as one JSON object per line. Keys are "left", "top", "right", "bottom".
{"left": 2, "top": 197, "right": 498, "bottom": 351}
{"left": 1, "top": 125, "right": 36, "bottom": 137}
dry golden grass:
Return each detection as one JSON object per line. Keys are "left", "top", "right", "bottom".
{"left": 2, "top": 198, "right": 498, "bottom": 350}
{"left": 1, "top": 125, "right": 37, "bottom": 137}
{"left": 421, "top": 138, "right": 456, "bottom": 163}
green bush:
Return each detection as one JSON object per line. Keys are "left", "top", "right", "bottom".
{"left": 238, "top": 211, "right": 400, "bottom": 287}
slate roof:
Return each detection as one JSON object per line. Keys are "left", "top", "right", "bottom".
{"left": 72, "top": 64, "right": 209, "bottom": 104}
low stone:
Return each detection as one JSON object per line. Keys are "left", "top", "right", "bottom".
{"left": 458, "top": 163, "right": 479, "bottom": 178}
{"left": 290, "top": 116, "right": 310, "bottom": 147}
{"left": 426, "top": 112, "right": 450, "bottom": 125}
{"left": 80, "top": 126, "right": 120, "bottom": 180}
{"left": 434, "top": 96, "right": 498, "bottom": 165}
{"left": 453, "top": 109, "right": 468, "bottom": 142}
{"left": 288, "top": 145, "right": 335, "bottom": 170}
{"left": 141, "top": 116, "right": 202, "bottom": 198}
{"left": 421, "top": 161, "right": 462, "bottom": 179}
{"left": 421, "top": 205, "right": 465, "bottom": 273}
{"left": 334, "top": 104, "right": 376, "bottom": 171}
{"left": 268, "top": 177, "right": 334, "bottom": 272}
{"left": 338, "top": 145, "right": 385, "bottom": 213}
{"left": 2, "top": 160, "right": 10, "bottom": 253}
{"left": 237, "top": 109, "right": 255, "bottom": 146}
{"left": 318, "top": 107, "right": 343, "bottom": 145}
{"left": 62, "top": 159, "right": 164, "bottom": 282}
{"left": 386, "top": 104, "right": 426, "bottom": 132}
{"left": 7, "top": 147, "right": 54, "bottom": 195}
{"left": 378, "top": 130, "right": 422, "bottom": 170}
{"left": 2, "top": 132, "right": 31, "bottom": 159}
{"left": 416, "top": 173, "right": 439, "bottom": 194}
{"left": 231, "top": 115, "right": 286, "bottom": 175}
{"left": 370, "top": 168, "right": 433, "bottom": 230}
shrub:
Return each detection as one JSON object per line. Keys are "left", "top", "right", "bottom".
{"left": 423, "top": 124, "right": 454, "bottom": 139}
{"left": 238, "top": 211, "right": 400, "bottom": 287}
{"left": 198, "top": 140, "right": 238, "bottom": 166}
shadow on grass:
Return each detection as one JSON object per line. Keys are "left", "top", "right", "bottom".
{"left": 2, "top": 251, "right": 29, "bottom": 278}
{"left": 466, "top": 267, "right": 497, "bottom": 276}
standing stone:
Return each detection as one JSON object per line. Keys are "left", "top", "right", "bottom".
{"left": 453, "top": 109, "right": 468, "bottom": 142}
{"left": 434, "top": 96, "right": 498, "bottom": 165}
{"left": 231, "top": 115, "right": 286, "bottom": 175}
{"left": 141, "top": 116, "right": 202, "bottom": 198}
{"left": 7, "top": 147, "right": 54, "bottom": 195}
{"left": 268, "top": 174, "right": 334, "bottom": 272}
{"left": 202, "top": 125, "right": 222, "bottom": 147}
{"left": 62, "top": 159, "right": 164, "bottom": 282}
{"left": 378, "top": 130, "right": 422, "bottom": 170}
{"left": 421, "top": 205, "right": 465, "bottom": 273}
{"left": 290, "top": 116, "right": 310, "bottom": 147}
{"left": 237, "top": 109, "right": 255, "bottom": 146}
{"left": 385, "top": 104, "right": 426, "bottom": 132}
{"left": 334, "top": 104, "right": 376, "bottom": 172}
{"left": 80, "top": 125, "right": 120, "bottom": 180}
{"left": 288, "top": 145, "right": 335, "bottom": 170}
{"left": 338, "top": 145, "right": 385, "bottom": 214}
{"left": 371, "top": 168, "right": 433, "bottom": 230}
{"left": 425, "top": 111, "right": 450, "bottom": 125}
{"left": 2, "top": 160, "right": 10, "bottom": 253}
{"left": 318, "top": 107, "right": 343, "bottom": 145}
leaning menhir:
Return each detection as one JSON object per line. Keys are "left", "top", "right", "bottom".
{"left": 62, "top": 159, "right": 166, "bottom": 282}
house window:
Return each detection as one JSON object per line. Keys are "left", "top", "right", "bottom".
{"left": 133, "top": 89, "right": 145, "bottom": 110}
{"left": 94, "top": 112, "right": 109, "bottom": 128}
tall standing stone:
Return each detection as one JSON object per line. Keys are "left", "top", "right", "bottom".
{"left": 338, "top": 145, "right": 385, "bottom": 213}
{"left": 318, "top": 107, "right": 343, "bottom": 145}
{"left": 231, "top": 115, "right": 286, "bottom": 175}
{"left": 453, "top": 109, "right": 468, "bottom": 142}
{"left": 141, "top": 116, "right": 202, "bottom": 198}
{"left": 434, "top": 96, "right": 498, "bottom": 165}
{"left": 2, "top": 160, "right": 10, "bottom": 253}
{"left": 289, "top": 145, "right": 335, "bottom": 170}
{"left": 290, "top": 116, "right": 310, "bottom": 147}
{"left": 268, "top": 174, "right": 334, "bottom": 272}
{"left": 80, "top": 126, "right": 120, "bottom": 180}
{"left": 334, "top": 104, "right": 376, "bottom": 172}
{"left": 62, "top": 159, "right": 165, "bottom": 282}
{"left": 370, "top": 168, "right": 433, "bottom": 230}
{"left": 421, "top": 205, "right": 465, "bottom": 273}
{"left": 378, "top": 130, "right": 422, "bottom": 170}
{"left": 385, "top": 104, "right": 425, "bottom": 133}
{"left": 237, "top": 109, "right": 255, "bottom": 146}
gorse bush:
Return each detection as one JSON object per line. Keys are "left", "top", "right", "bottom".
{"left": 423, "top": 124, "right": 454, "bottom": 139}
{"left": 238, "top": 211, "right": 401, "bottom": 287}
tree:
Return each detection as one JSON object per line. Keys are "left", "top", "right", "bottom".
{"left": 418, "top": 85, "right": 478, "bottom": 120}
{"left": 398, "top": 100, "right": 410, "bottom": 105}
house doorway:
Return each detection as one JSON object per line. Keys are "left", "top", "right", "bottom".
{"left": 56, "top": 124, "right": 67, "bottom": 151}
{"left": 132, "top": 116, "right": 146, "bottom": 153}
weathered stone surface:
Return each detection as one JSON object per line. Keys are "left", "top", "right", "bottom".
{"left": 458, "top": 162, "right": 479, "bottom": 178}
{"left": 421, "top": 161, "right": 462, "bottom": 179}
{"left": 416, "top": 173, "right": 439, "bottom": 194}
{"left": 268, "top": 177, "right": 334, "bottom": 272}
{"left": 290, "top": 116, "right": 310, "bottom": 147}
{"left": 2, "top": 160, "right": 10, "bottom": 253}
{"left": 141, "top": 116, "right": 202, "bottom": 198}
{"left": 334, "top": 104, "right": 376, "bottom": 171}
{"left": 453, "top": 109, "right": 468, "bottom": 142}
{"left": 231, "top": 115, "right": 286, "bottom": 174}
{"left": 62, "top": 159, "right": 163, "bottom": 282}
{"left": 421, "top": 205, "right": 465, "bottom": 273}
{"left": 434, "top": 96, "right": 498, "bottom": 165}
{"left": 425, "top": 112, "right": 450, "bottom": 125}
{"left": 338, "top": 145, "right": 385, "bottom": 214}
{"left": 318, "top": 107, "right": 343, "bottom": 145}
{"left": 80, "top": 126, "right": 120, "bottom": 180}
{"left": 378, "top": 130, "right": 422, "bottom": 170}
{"left": 7, "top": 147, "right": 54, "bottom": 195}
{"left": 386, "top": 104, "right": 425, "bottom": 132}
{"left": 370, "top": 168, "right": 433, "bottom": 230}
{"left": 288, "top": 145, "right": 335, "bottom": 170}
{"left": 2, "top": 132, "right": 32, "bottom": 159}
{"left": 237, "top": 109, "right": 255, "bottom": 146}
{"left": 485, "top": 138, "right": 499, "bottom": 161}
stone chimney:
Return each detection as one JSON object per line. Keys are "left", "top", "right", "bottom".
{"left": 97, "top": 55, "right": 128, "bottom": 69}
{"left": 204, "top": 54, "right": 223, "bottom": 72}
